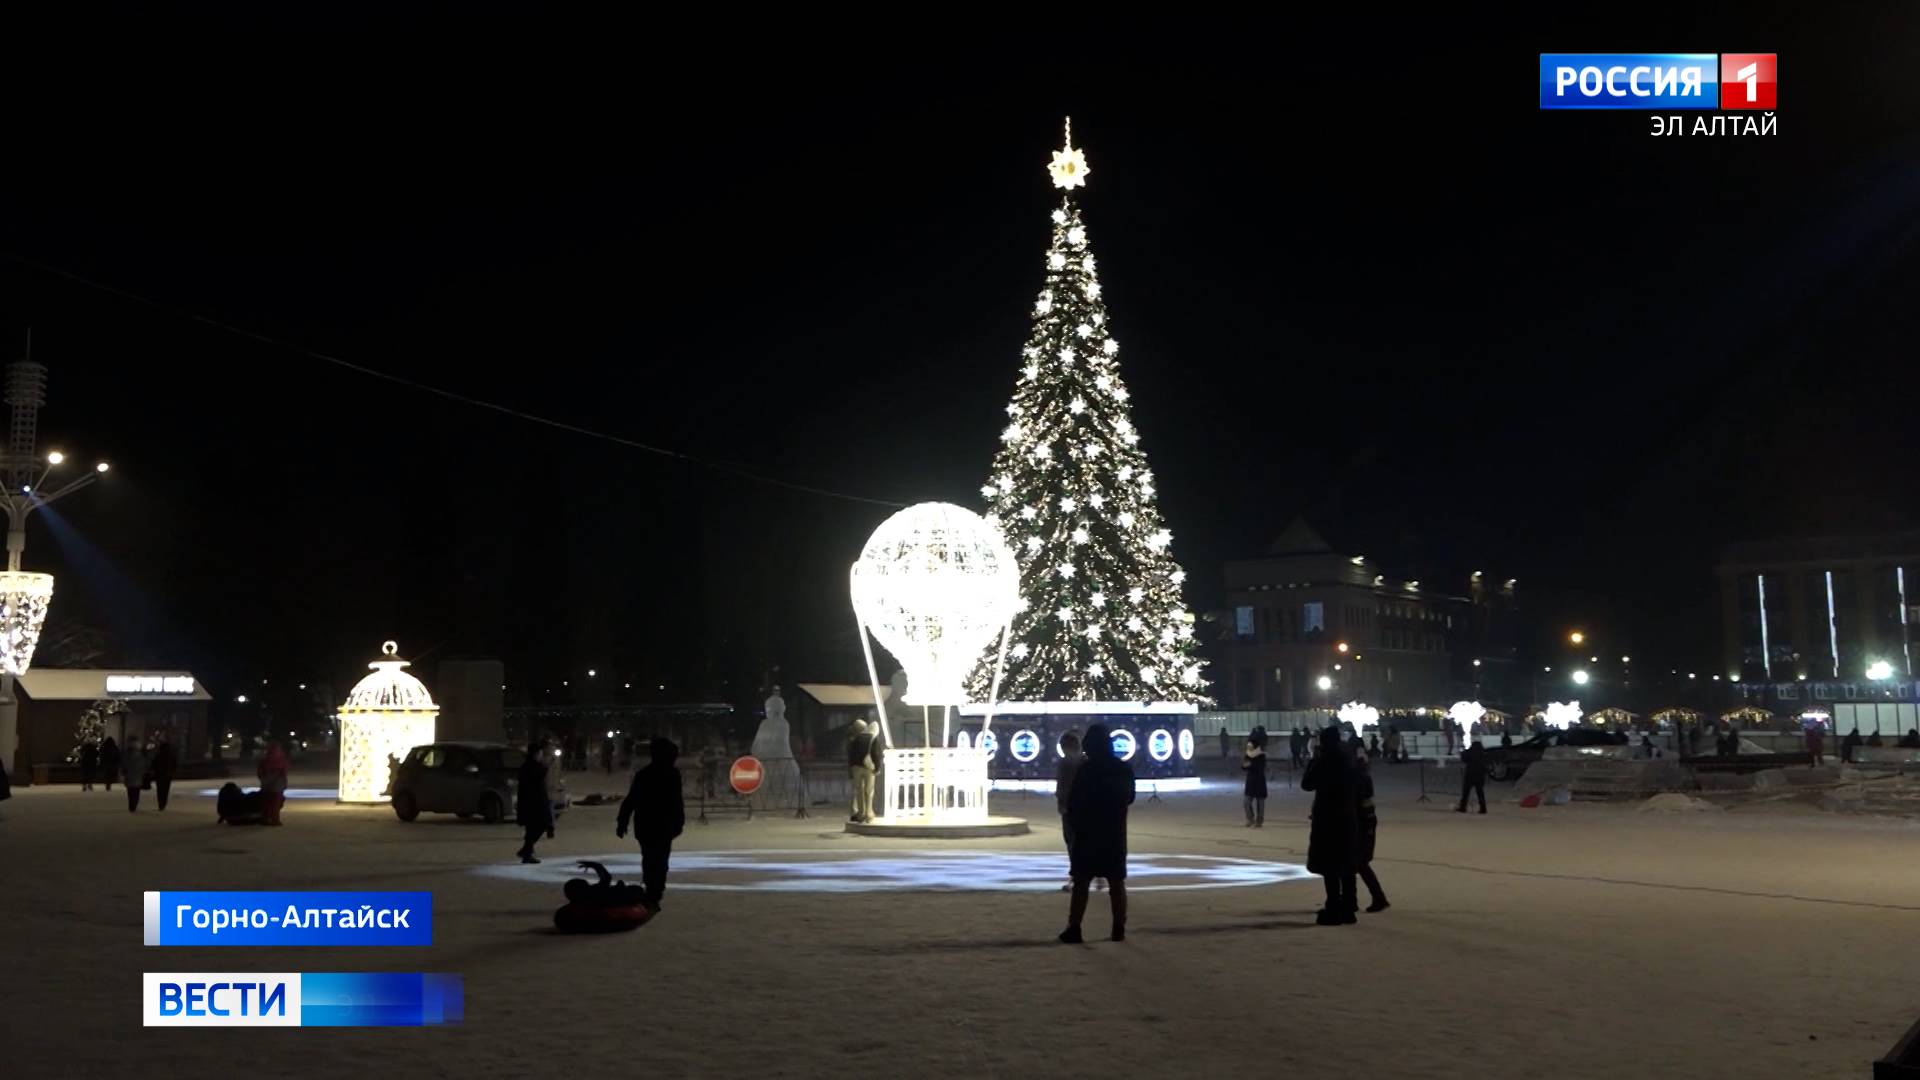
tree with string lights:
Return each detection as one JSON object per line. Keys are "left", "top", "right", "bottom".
{"left": 966, "top": 119, "right": 1207, "bottom": 705}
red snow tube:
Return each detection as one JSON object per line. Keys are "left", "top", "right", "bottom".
{"left": 553, "top": 902, "right": 652, "bottom": 934}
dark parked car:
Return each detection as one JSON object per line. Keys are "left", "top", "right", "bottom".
{"left": 1481, "top": 729, "right": 1631, "bottom": 781}
{"left": 388, "top": 742, "right": 566, "bottom": 823}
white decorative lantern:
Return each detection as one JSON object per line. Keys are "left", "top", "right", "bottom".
{"left": 850, "top": 502, "right": 1020, "bottom": 825}
{"left": 0, "top": 570, "right": 53, "bottom": 676}
{"left": 336, "top": 641, "right": 439, "bottom": 804}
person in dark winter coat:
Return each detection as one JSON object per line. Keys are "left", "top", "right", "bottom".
{"left": 151, "top": 737, "right": 178, "bottom": 811}
{"left": 1290, "top": 727, "right": 1307, "bottom": 769}
{"left": 121, "top": 737, "right": 150, "bottom": 813}
{"left": 1060, "top": 723, "right": 1135, "bottom": 944}
{"left": 1354, "top": 747, "right": 1388, "bottom": 913}
{"left": 100, "top": 736, "right": 121, "bottom": 791}
{"left": 80, "top": 740, "right": 99, "bottom": 791}
{"left": 516, "top": 737, "right": 555, "bottom": 864}
{"left": 617, "top": 736, "right": 686, "bottom": 911}
{"left": 1456, "top": 741, "right": 1488, "bottom": 814}
{"left": 1242, "top": 727, "right": 1268, "bottom": 826}
{"left": 1841, "top": 728, "right": 1863, "bottom": 763}
{"left": 1301, "top": 726, "right": 1358, "bottom": 925}
{"left": 1055, "top": 730, "right": 1084, "bottom": 891}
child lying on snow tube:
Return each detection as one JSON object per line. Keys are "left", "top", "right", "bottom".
{"left": 217, "top": 782, "right": 269, "bottom": 825}
{"left": 553, "top": 860, "right": 650, "bottom": 933}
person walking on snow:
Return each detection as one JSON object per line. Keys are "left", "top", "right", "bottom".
{"left": 617, "top": 736, "right": 686, "bottom": 912}
{"left": 100, "top": 736, "right": 121, "bottom": 792}
{"left": 151, "top": 735, "right": 178, "bottom": 811}
{"left": 80, "top": 738, "right": 99, "bottom": 791}
{"left": 516, "top": 736, "right": 555, "bottom": 863}
{"left": 1059, "top": 724, "right": 1134, "bottom": 944}
{"left": 121, "top": 735, "right": 150, "bottom": 813}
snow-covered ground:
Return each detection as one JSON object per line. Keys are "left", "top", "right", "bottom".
{"left": 4, "top": 762, "right": 1917, "bottom": 1079}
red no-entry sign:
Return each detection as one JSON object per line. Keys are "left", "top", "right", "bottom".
{"left": 729, "top": 755, "right": 764, "bottom": 796}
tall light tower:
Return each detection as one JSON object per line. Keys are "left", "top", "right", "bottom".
{"left": 0, "top": 340, "right": 111, "bottom": 781}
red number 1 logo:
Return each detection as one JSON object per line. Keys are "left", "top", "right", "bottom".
{"left": 1720, "top": 54, "right": 1777, "bottom": 110}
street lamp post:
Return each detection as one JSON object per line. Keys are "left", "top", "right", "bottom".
{"left": 0, "top": 353, "right": 110, "bottom": 781}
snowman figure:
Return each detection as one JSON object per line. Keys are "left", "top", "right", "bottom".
{"left": 750, "top": 686, "right": 802, "bottom": 810}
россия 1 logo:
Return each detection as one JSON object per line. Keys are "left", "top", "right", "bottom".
{"left": 1539, "top": 54, "right": 1719, "bottom": 109}
{"left": 1539, "top": 53, "right": 1776, "bottom": 110}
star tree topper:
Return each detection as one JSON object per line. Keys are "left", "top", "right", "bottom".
{"left": 1048, "top": 116, "right": 1090, "bottom": 190}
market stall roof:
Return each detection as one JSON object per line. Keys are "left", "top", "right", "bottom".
{"left": 17, "top": 669, "right": 212, "bottom": 702}
{"left": 796, "top": 683, "right": 891, "bottom": 707}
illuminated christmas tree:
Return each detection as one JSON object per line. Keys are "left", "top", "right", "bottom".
{"left": 967, "top": 119, "right": 1207, "bottom": 704}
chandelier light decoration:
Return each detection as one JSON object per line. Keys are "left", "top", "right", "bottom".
{"left": 0, "top": 570, "right": 53, "bottom": 676}
{"left": 851, "top": 502, "right": 1020, "bottom": 823}
{"left": 335, "top": 641, "right": 439, "bottom": 804}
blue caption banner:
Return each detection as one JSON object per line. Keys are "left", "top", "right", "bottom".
{"left": 145, "top": 891, "right": 433, "bottom": 946}
{"left": 143, "top": 972, "right": 464, "bottom": 1027}
{"left": 1539, "top": 53, "right": 1719, "bottom": 109}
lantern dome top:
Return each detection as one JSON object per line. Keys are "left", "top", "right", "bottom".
{"left": 339, "top": 640, "right": 438, "bottom": 714}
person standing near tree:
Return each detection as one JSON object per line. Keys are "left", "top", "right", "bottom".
{"left": 516, "top": 736, "right": 554, "bottom": 864}
{"left": 120, "top": 734, "right": 149, "bottom": 813}
{"left": 151, "top": 735, "right": 178, "bottom": 811}
{"left": 100, "top": 736, "right": 120, "bottom": 792}
{"left": 1054, "top": 729, "right": 1085, "bottom": 892}
{"left": 617, "top": 736, "right": 686, "bottom": 912}
{"left": 1059, "top": 724, "right": 1134, "bottom": 944}
{"left": 1302, "top": 726, "right": 1358, "bottom": 925}
{"left": 1242, "top": 727, "right": 1268, "bottom": 827}
{"left": 79, "top": 738, "right": 99, "bottom": 791}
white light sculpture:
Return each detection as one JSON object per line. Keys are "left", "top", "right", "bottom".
{"left": 1337, "top": 701, "right": 1378, "bottom": 737}
{"left": 851, "top": 502, "right": 1020, "bottom": 824}
{"left": 0, "top": 570, "right": 53, "bottom": 676}
{"left": 1112, "top": 728, "right": 1138, "bottom": 761}
{"left": 1448, "top": 700, "right": 1486, "bottom": 732}
{"left": 1177, "top": 729, "right": 1195, "bottom": 761}
{"left": 336, "top": 641, "right": 439, "bottom": 804}
{"left": 1542, "top": 700, "right": 1583, "bottom": 731}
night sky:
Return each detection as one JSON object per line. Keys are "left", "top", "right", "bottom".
{"left": 0, "top": 9, "right": 1914, "bottom": 709}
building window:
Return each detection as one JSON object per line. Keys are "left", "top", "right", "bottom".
{"left": 1303, "top": 601, "right": 1325, "bottom": 634}
{"left": 1235, "top": 605, "right": 1254, "bottom": 639}
{"left": 1236, "top": 667, "right": 1255, "bottom": 705}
